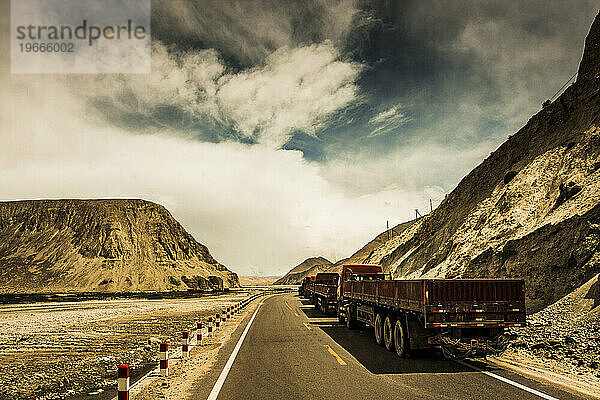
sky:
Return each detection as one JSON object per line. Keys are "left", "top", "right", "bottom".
{"left": 1, "top": 1, "right": 598, "bottom": 276}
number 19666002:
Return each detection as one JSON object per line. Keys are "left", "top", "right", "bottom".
{"left": 19, "top": 42, "right": 74, "bottom": 52}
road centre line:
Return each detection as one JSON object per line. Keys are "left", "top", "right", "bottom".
{"left": 303, "top": 322, "right": 312, "bottom": 330}
{"left": 324, "top": 345, "right": 347, "bottom": 366}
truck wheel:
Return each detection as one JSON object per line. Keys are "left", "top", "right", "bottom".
{"left": 383, "top": 315, "right": 395, "bottom": 351}
{"left": 374, "top": 313, "right": 384, "bottom": 346}
{"left": 394, "top": 319, "right": 409, "bottom": 357}
{"left": 320, "top": 301, "right": 326, "bottom": 314}
{"left": 337, "top": 304, "right": 345, "bottom": 324}
{"left": 346, "top": 306, "right": 357, "bottom": 329}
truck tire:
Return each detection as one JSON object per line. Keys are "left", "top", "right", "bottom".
{"left": 374, "top": 313, "right": 384, "bottom": 346}
{"left": 337, "top": 303, "right": 345, "bottom": 324}
{"left": 346, "top": 305, "right": 357, "bottom": 330}
{"left": 320, "top": 301, "right": 326, "bottom": 314}
{"left": 394, "top": 319, "right": 409, "bottom": 358}
{"left": 383, "top": 315, "right": 395, "bottom": 351}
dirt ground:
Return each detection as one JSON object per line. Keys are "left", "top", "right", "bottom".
{"left": 0, "top": 292, "right": 251, "bottom": 400}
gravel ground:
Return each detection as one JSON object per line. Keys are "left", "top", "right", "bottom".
{"left": 501, "top": 274, "right": 600, "bottom": 390}
{"left": 0, "top": 292, "right": 250, "bottom": 400}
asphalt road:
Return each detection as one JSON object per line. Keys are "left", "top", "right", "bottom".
{"left": 191, "top": 294, "right": 588, "bottom": 400}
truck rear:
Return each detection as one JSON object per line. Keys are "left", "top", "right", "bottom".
{"left": 299, "top": 277, "right": 311, "bottom": 297}
{"left": 313, "top": 272, "right": 339, "bottom": 314}
{"left": 304, "top": 276, "right": 316, "bottom": 299}
{"left": 342, "top": 274, "right": 525, "bottom": 359}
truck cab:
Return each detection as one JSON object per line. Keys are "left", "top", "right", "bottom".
{"left": 337, "top": 264, "right": 384, "bottom": 323}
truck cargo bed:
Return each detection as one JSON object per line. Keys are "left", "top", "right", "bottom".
{"left": 344, "top": 279, "right": 525, "bottom": 328}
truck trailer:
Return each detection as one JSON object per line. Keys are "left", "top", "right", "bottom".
{"left": 312, "top": 272, "right": 340, "bottom": 314}
{"left": 336, "top": 264, "right": 525, "bottom": 359}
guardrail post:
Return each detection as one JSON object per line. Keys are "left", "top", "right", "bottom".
{"left": 159, "top": 343, "right": 168, "bottom": 377}
{"left": 197, "top": 322, "right": 204, "bottom": 345}
{"left": 221, "top": 310, "right": 226, "bottom": 325}
{"left": 182, "top": 331, "right": 189, "bottom": 358}
{"left": 215, "top": 314, "right": 220, "bottom": 329}
{"left": 208, "top": 317, "right": 213, "bottom": 335}
{"left": 118, "top": 365, "right": 129, "bottom": 400}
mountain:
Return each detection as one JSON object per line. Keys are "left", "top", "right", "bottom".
{"left": 360, "top": 12, "right": 600, "bottom": 312}
{"left": 0, "top": 199, "right": 239, "bottom": 293}
{"left": 275, "top": 221, "right": 416, "bottom": 284}
{"left": 273, "top": 256, "right": 332, "bottom": 285}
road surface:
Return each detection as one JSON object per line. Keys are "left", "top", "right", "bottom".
{"left": 191, "top": 294, "right": 588, "bottom": 400}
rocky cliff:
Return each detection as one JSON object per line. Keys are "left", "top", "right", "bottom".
{"left": 361, "top": 11, "right": 600, "bottom": 312}
{"left": 0, "top": 199, "right": 239, "bottom": 293}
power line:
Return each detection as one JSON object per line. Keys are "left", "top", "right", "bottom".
{"left": 550, "top": 71, "right": 578, "bottom": 102}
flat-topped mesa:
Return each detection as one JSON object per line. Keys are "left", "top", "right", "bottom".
{"left": 577, "top": 11, "right": 600, "bottom": 81}
{"left": 0, "top": 199, "right": 239, "bottom": 293}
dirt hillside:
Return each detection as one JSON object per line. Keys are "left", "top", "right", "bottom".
{"left": 0, "top": 199, "right": 238, "bottom": 293}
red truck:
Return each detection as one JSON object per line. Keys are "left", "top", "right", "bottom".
{"left": 304, "top": 276, "right": 316, "bottom": 299}
{"left": 299, "top": 277, "right": 311, "bottom": 297}
{"left": 312, "top": 272, "right": 340, "bottom": 314}
{"left": 339, "top": 266, "right": 526, "bottom": 358}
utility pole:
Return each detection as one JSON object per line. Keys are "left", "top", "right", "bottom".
{"left": 386, "top": 220, "right": 390, "bottom": 240}
{"left": 415, "top": 209, "right": 422, "bottom": 219}
{"left": 430, "top": 198, "right": 433, "bottom": 213}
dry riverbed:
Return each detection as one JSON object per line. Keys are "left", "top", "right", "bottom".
{"left": 0, "top": 292, "right": 251, "bottom": 400}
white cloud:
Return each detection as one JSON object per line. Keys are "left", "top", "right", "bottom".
{"left": 84, "top": 40, "right": 362, "bottom": 148}
{"left": 0, "top": 72, "right": 424, "bottom": 276}
{"left": 368, "top": 104, "right": 411, "bottom": 137}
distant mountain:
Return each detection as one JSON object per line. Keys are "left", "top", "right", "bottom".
{"left": 275, "top": 221, "right": 417, "bottom": 284}
{"left": 273, "top": 256, "right": 332, "bottom": 285}
{"left": 239, "top": 276, "right": 281, "bottom": 286}
{"left": 0, "top": 199, "right": 239, "bottom": 293}
{"left": 360, "top": 12, "right": 600, "bottom": 312}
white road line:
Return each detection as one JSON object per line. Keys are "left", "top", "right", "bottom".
{"left": 459, "top": 360, "right": 559, "bottom": 400}
{"left": 206, "top": 297, "right": 266, "bottom": 400}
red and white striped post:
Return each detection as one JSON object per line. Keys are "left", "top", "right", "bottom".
{"left": 159, "top": 343, "right": 168, "bottom": 377}
{"left": 197, "top": 322, "right": 204, "bottom": 345}
{"left": 208, "top": 317, "right": 214, "bottom": 335}
{"left": 117, "top": 364, "right": 129, "bottom": 400}
{"left": 182, "top": 331, "right": 190, "bottom": 358}
{"left": 221, "top": 310, "right": 227, "bottom": 324}
{"left": 227, "top": 307, "right": 231, "bottom": 319}
{"left": 215, "top": 314, "right": 220, "bottom": 329}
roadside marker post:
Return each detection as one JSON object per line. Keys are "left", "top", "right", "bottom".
{"left": 182, "top": 331, "right": 190, "bottom": 358}
{"left": 159, "top": 343, "right": 168, "bottom": 377}
{"left": 215, "top": 314, "right": 221, "bottom": 329}
{"left": 208, "top": 317, "right": 214, "bottom": 335}
{"left": 197, "top": 322, "right": 204, "bottom": 345}
{"left": 117, "top": 365, "right": 130, "bottom": 400}
{"left": 221, "top": 310, "right": 227, "bottom": 325}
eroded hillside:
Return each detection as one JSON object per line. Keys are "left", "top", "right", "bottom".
{"left": 0, "top": 199, "right": 238, "bottom": 293}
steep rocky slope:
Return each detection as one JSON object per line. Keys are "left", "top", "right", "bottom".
{"left": 273, "top": 256, "right": 332, "bottom": 285}
{"left": 360, "top": 12, "right": 600, "bottom": 312}
{"left": 0, "top": 199, "right": 238, "bottom": 293}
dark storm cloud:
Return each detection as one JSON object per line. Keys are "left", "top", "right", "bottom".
{"left": 84, "top": 0, "right": 599, "bottom": 190}
{"left": 151, "top": 0, "right": 354, "bottom": 67}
